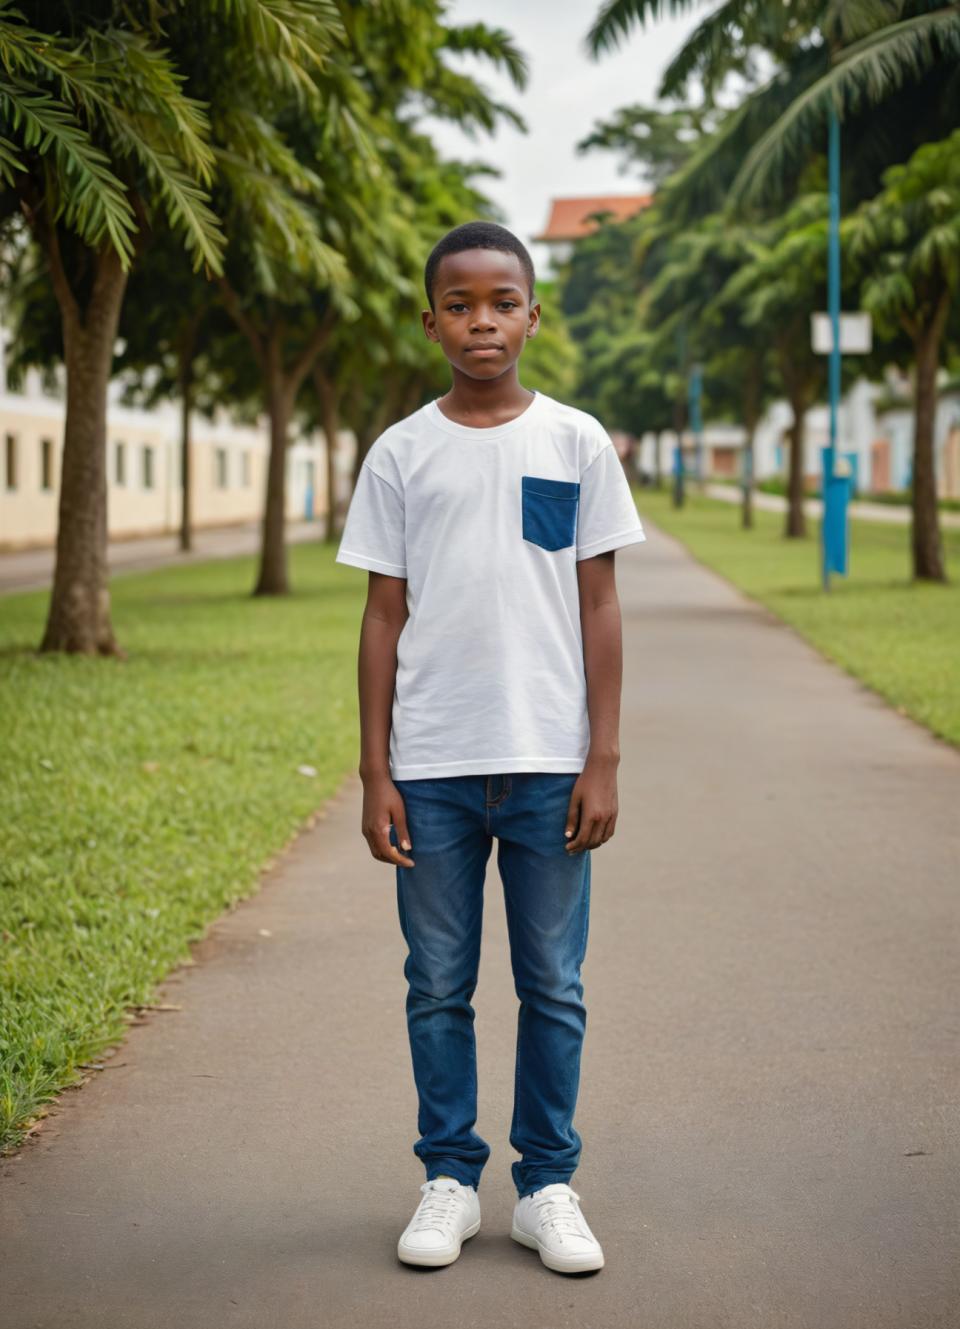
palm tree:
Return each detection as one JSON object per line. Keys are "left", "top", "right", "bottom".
{"left": 587, "top": 0, "right": 960, "bottom": 569}
{"left": 0, "top": 1, "right": 340, "bottom": 653}
{"left": 587, "top": 3, "right": 960, "bottom": 214}
{"left": 849, "top": 131, "right": 960, "bottom": 581}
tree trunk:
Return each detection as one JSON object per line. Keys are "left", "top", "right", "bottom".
{"left": 776, "top": 334, "right": 814, "bottom": 540}
{"left": 349, "top": 380, "right": 396, "bottom": 490}
{"left": 784, "top": 396, "right": 807, "bottom": 538}
{"left": 911, "top": 296, "right": 949, "bottom": 583}
{"left": 741, "top": 363, "right": 760, "bottom": 531}
{"left": 40, "top": 247, "right": 128, "bottom": 655}
{"left": 672, "top": 397, "right": 686, "bottom": 510}
{"left": 653, "top": 433, "right": 663, "bottom": 490}
{"left": 179, "top": 382, "right": 192, "bottom": 552}
{"left": 741, "top": 431, "right": 754, "bottom": 530}
{"left": 255, "top": 342, "right": 294, "bottom": 596}
{"left": 314, "top": 366, "right": 342, "bottom": 545}
{"left": 216, "top": 289, "right": 334, "bottom": 595}
{"left": 177, "top": 316, "right": 201, "bottom": 553}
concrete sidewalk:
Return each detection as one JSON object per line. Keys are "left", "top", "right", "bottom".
{"left": 3, "top": 521, "right": 958, "bottom": 1329}
{"left": 705, "top": 481, "right": 960, "bottom": 528}
{"left": 0, "top": 520, "right": 321, "bottom": 596}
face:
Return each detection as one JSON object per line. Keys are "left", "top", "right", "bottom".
{"left": 422, "top": 248, "right": 540, "bottom": 380}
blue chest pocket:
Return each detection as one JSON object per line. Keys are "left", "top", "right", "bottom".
{"left": 521, "top": 475, "right": 580, "bottom": 551}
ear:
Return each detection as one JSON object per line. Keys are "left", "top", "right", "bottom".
{"left": 526, "top": 300, "right": 542, "bottom": 340}
{"left": 422, "top": 308, "right": 440, "bottom": 342}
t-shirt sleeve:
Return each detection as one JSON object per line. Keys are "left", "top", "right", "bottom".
{"left": 335, "top": 462, "right": 407, "bottom": 577}
{"left": 576, "top": 441, "right": 646, "bottom": 561}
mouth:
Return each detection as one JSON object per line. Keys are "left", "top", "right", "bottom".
{"left": 465, "top": 345, "right": 503, "bottom": 357}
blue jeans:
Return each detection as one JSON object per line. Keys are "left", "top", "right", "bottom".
{"left": 389, "top": 772, "right": 591, "bottom": 1199}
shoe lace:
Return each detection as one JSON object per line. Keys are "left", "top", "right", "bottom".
{"left": 532, "top": 1189, "right": 589, "bottom": 1239}
{"left": 410, "top": 1183, "right": 463, "bottom": 1233}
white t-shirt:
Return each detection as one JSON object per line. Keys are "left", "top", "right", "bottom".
{"left": 335, "top": 389, "right": 646, "bottom": 779}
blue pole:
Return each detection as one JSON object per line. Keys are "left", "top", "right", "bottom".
{"left": 823, "top": 105, "right": 842, "bottom": 589}
{"left": 689, "top": 364, "right": 703, "bottom": 486}
{"left": 828, "top": 108, "right": 841, "bottom": 470}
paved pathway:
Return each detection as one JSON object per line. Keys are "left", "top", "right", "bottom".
{"left": 0, "top": 520, "right": 321, "bottom": 595}
{"left": 3, "top": 520, "right": 958, "bottom": 1329}
{"left": 705, "top": 481, "right": 960, "bottom": 528}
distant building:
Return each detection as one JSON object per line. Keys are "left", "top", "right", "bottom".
{"left": 633, "top": 377, "right": 960, "bottom": 497}
{"left": 0, "top": 327, "right": 352, "bottom": 551}
{"left": 534, "top": 195, "right": 652, "bottom": 268}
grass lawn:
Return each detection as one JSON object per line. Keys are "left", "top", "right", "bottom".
{"left": 635, "top": 486, "right": 960, "bottom": 748}
{"left": 0, "top": 541, "right": 367, "bottom": 1154}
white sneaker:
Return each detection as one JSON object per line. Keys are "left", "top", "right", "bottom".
{"left": 397, "top": 1178, "right": 481, "bottom": 1267}
{"left": 511, "top": 1182, "right": 605, "bottom": 1273}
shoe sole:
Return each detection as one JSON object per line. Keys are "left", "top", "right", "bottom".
{"left": 510, "top": 1223, "right": 605, "bottom": 1273}
{"left": 397, "top": 1217, "right": 481, "bottom": 1267}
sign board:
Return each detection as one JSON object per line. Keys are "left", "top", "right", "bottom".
{"left": 811, "top": 312, "right": 872, "bottom": 355}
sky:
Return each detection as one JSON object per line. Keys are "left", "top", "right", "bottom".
{"left": 425, "top": 0, "right": 702, "bottom": 268}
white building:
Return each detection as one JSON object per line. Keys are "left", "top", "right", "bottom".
{"left": 635, "top": 376, "right": 960, "bottom": 498}
{"left": 0, "top": 329, "right": 353, "bottom": 551}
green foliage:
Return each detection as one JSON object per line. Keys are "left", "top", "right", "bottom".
{"left": 730, "top": 6, "right": 960, "bottom": 209}
{"left": 850, "top": 128, "right": 960, "bottom": 338}
{"left": 587, "top": 1, "right": 960, "bottom": 221}
{"left": 521, "top": 282, "right": 580, "bottom": 401}
{"left": 576, "top": 104, "right": 718, "bottom": 188}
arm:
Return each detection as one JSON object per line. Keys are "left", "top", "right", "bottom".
{"left": 358, "top": 571, "right": 415, "bottom": 868}
{"left": 564, "top": 550, "right": 622, "bottom": 854}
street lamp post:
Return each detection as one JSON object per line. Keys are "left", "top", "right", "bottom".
{"left": 689, "top": 363, "right": 704, "bottom": 489}
{"left": 821, "top": 105, "right": 847, "bottom": 592}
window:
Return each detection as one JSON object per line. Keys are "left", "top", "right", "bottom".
{"left": 40, "top": 438, "right": 53, "bottom": 491}
{"left": 215, "top": 446, "right": 228, "bottom": 489}
{"left": 142, "top": 445, "right": 155, "bottom": 490}
{"left": 115, "top": 440, "right": 126, "bottom": 486}
{"left": 241, "top": 449, "right": 251, "bottom": 487}
{"left": 4, "top": 434, "right": 16, "bottom": 491}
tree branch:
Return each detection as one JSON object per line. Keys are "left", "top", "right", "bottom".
{"left": 217, "top": 276, "right": 266, "bottom": 369}
{"left": 288, "top": 308, "right": 337, "bottom": 396}
{"left": 18, "top": 177, "right": 81, "bottom": 333}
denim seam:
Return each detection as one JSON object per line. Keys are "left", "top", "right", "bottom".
{"left": 579, "top": 860, "right": 591, "bottom": 967}
{"left": 517, "top": 1171, "right": 576, "bottom": 1199}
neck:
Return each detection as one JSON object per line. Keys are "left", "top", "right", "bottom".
{"left": 442, "top": 365, "right": 534, "bottom": 424}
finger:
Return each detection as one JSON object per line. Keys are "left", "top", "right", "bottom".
{"left": 589, "top": 820, "right": 609, "bottom": 850}
{"left": 599, "top": 814, "right": 617, "bottom": 845}
{"left": 381, "top": 823, "right": 415, "bottom": 869}
{"left": 364, "top": 830, "right": 395, "bottom": 865}
{"left": 564, "top": 793, "right": 582, "bottom": 842}
{"left": 585, "top": 817, "right": 605, "bottom": 850}
{"left": 565, "top": 813, "right": 598, "bottom": 854}
{"left": 393, "top": 809, "right": 413, "bottom": 854}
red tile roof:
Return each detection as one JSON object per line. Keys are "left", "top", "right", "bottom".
{"left": 534, "top": 195, "right": 653, "bottom": 242}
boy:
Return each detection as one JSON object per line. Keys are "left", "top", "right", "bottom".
{"left": 335, "top": 221, "right": 645, "bottom": 1274}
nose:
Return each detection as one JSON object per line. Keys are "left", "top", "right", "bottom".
{"left": 469, "top": 305, "right": 497, "bottom": 332}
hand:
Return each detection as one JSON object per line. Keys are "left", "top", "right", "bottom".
{"left": 564, "top": 757, "right": 619, "bottom": 853}
{"left": 361, "top": 773, "right": 415, "bottom": 868}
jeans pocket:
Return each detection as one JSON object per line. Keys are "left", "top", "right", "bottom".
{"left": 521, "top": 475, "right": 580, "bottom": 551}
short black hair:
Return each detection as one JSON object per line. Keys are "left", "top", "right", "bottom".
{"left": 424, "top": 221, "right": 535, "bottom": 311}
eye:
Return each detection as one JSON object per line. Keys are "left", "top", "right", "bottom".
{"left": 497, "top": 301, "right": 518, "bottom": 310}
{"left": 447, "top": 302, "right": 468, "bottom": 313}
